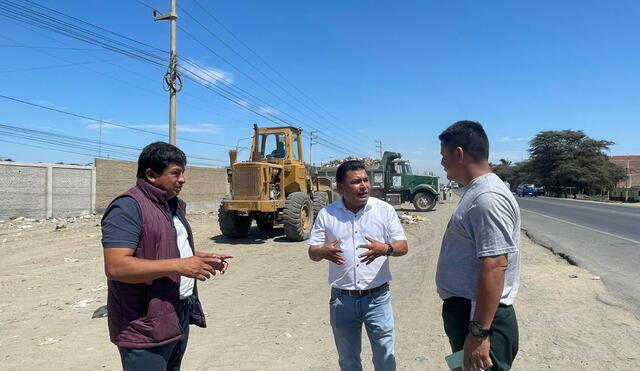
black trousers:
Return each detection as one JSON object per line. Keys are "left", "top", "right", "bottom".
{"left": 442, "top": 297, "right": 519, "bottom": 371}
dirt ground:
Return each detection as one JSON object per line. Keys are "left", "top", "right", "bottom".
{"left": 1, "top": 196, "right": 639, "bottom": 370}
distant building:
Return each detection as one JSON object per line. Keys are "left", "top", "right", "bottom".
{"left": 610, "top": 155, "right": 640, "bottom": 202}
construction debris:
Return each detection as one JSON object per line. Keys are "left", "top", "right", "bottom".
{"left": 399, "top": 212, "right": 424, "bottom": 224}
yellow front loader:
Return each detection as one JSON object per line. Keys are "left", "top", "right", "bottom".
{"left": 219, "top": 124, "right": 334, "bottom": 241}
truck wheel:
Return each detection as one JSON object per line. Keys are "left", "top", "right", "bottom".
{"left": 413, "top": 192, "right": 436, "bottom": 212}
{"left": 218, "top": 202, "right": 251, "bottom": 238}
{"left": 283, "top": 192, "right": 313, "bottom": 241}
{"left": 312, "top": 191, "right": 329, "bottom": 221}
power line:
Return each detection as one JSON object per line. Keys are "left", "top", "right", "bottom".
{"left": 180, "top": 64, "right": 355, "bottom": 156}
{"left": 0, "top": 122, "right": 227, "bottom": 165}
{"left": 0, "top": 94, "right": 236, "bottom": 149}
{"left": 2, "top": 0, "right": 359, "bottom": 158}
{"left": 0, "top": 33, "right": 247, "bottom": 126}
{"left": 0, "top": 44, "right": 105, "bottom": 51}
{"left": 190, "top": 0, "right": 351, "bottom": 132}
{"left": 178, "top": 4, "right": 368, "bottom": 155}
{"left": 0, "top": 0, "right": 167, "bottom": 67}
{"left": 177, "top": 24, "right": 362, "bottom": 155}
{"left": 0, "top": 57, "right": 127, "bottom": 74}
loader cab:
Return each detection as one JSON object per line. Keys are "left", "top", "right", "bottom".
{"left": 253, "top": 127, "right": 302, "bottom": 162}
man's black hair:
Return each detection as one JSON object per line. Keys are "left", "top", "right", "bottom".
{"left": 438, "top": 120, "right": 489, "bottom": 161}
{"left": 336, "top": 160, "right": 366, "bottom": 184}
{"left": 136, "top": 141, "right": 187, "bottom": 179}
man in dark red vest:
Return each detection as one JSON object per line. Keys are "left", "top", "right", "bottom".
{"left": 101, "top": 142, "right": 232, "bottom": 370}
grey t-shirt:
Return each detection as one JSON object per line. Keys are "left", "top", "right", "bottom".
{"left": 436, "top": 173, "right": 521, "bottom": 305}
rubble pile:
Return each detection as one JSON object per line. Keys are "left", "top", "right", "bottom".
{"left": 320, "top": 156, "right": 381, "bottom": 168}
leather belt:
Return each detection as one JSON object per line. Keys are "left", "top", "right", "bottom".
{"left": 337, "top": 283, "right": 388, "bottom": 297}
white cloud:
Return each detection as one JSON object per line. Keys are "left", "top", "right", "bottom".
{"left": 198, "top": 67, "right": 233, "bottom": 85}
{"left": 499, "top": 136, "right": 530, "bottom": 143}
{"left": 259, "top": 106, "right": 277, "bottom": 116}
{"left": 83, "top": 119, "right": 122, "bottom": 130}
{"left": 84, "top": 119, "right": 220, "bottom": 135}
{"left": 236, "top": 99, "right": 252, "bottom": 108}
{"left": 182, "top": 58, "right": 233, "bottom": 86}
{"left": 178, "top": 123, "right": 219, "bottom": 134}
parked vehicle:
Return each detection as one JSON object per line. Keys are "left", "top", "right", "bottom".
{"left": 369, "top": 152, "right": 440, "bottom": 211}
{"left": 516, "top": 183, "right": 539, "bottom": 197}
{"left": 317, "top": 151, "right": 440, "bottom": 211}
{"left": 219, "top": 124, "right": 334, "bottom": 241}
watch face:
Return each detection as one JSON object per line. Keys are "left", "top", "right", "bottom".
{"left": 470, "top": 326, "right": 483, "bottom": 336}
{"left": 469, "top": 321, "right": 490, "bottom": 337}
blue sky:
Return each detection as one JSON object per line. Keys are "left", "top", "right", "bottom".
{"left": 1, "top": 0, "right": 638, "bottom": 178}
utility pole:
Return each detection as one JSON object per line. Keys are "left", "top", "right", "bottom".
{"left": 626, "top": 159, "right": 630, "bottom": 202}
{"left": 98, "top": 115, "right": 103, "bottom": 158}
{"left": 154, "top": 0, "right": 180, "bottom": 145}
{"left": 309, "top": 131, "right": 317, "bottom": 166}
{"left": 375, "top": 140, "right": 383, "bottom": 159}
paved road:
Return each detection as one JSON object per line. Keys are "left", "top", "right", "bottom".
{"left": 516, "top": 196, "right": 640, "bottom": 317}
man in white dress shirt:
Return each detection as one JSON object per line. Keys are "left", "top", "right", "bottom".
{"left": 308, "top": 160, "right": 408, "bottom": 371}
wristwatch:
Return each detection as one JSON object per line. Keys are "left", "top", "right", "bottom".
{"left": 468, "top": 320, "right": 492, "bottom": 337}
{"left": 385, "top": 243, "right": 394, "bottom": 256}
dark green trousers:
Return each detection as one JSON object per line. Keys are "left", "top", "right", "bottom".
{"left": 442, "top": 297, "right": 519, "bottom": 371}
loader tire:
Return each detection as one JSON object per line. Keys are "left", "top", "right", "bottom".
{"left": 283, "top": 192, "right": 313, "bottom": 241}
{"left": 413, "top": 191, "right": 436, "bottom": 212}
{"left": 312, "top": 191, "right": 329, "bottom": 221}
{"left": 218, "top": 202, "right": 251, "bottom": 238}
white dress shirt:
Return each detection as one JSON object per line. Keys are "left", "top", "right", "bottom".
{"left": 309, "top": 196, "right": 407, "bottom": 290}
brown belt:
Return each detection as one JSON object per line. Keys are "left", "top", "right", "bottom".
{"left": 337, "top": 283, "right": 388, "bottom": 297}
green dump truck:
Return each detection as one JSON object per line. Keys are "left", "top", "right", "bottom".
{"left": 315, "top": 151, "right": 439, "bottom": 211}
{"left": 369, "top": 151, "right": 439, "bottom": 211}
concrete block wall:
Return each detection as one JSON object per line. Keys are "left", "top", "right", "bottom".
{"left": 95, "top": 158, "right": 137, "bottom": 212}
{"left": 0, "top": 162, "right": 94, "bottom": 220}
{"left": 53, "top": 167, "right": 95, "bottom": 218}
{"left": 95, "top": 158, "right": 228, "bottom": 212}
{"left": 179, "top": 165, "right": 228, "bottom": 210}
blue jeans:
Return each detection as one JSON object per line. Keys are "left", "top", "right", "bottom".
{"left": 330, "top": 284, "right": 396, "bottom": 371}
{"left": 118, "top": 298, "right": 190, "bottom": 371}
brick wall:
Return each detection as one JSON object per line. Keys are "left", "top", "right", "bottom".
{"left": 95, "top": 158, "right": 228, "bottom": 212}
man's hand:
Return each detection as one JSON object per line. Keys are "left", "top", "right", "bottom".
{"left": 358, "top": 237, "right": 388, "bottom": 264}
{"left": 463, "top": 334, "right": 493, "bottom": 371}
{"left": 196, "top": 252, "right": 233, "bottom": 275}
{"left": 175, "top": 254, "right": 232, "bottom": 281}
{"left": 309, "top": 239, "right": 344, "bottom": 264}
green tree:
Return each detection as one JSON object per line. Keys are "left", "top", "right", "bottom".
{"left": 528, "top": 130, "right": 625, "bottom": 195}
{"left": 491, "top": 159, "right": 539, "bottom": 191}
{"left": 490, "top": 159, "right": 514, "bottom": 188}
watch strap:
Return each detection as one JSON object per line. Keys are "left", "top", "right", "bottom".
{"left": 469, "top": 320, "right": 492, "bottom": 337}
{"left": 385, "top": 243, "right": 394, "bottom": 256}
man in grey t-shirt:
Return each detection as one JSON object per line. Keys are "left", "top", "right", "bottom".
{"left": 436, "top": 121, "right": 521, "bottom": 371}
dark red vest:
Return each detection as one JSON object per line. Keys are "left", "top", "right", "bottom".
{"left": 105, "top": 178, "right": 206, "bottom": 348}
